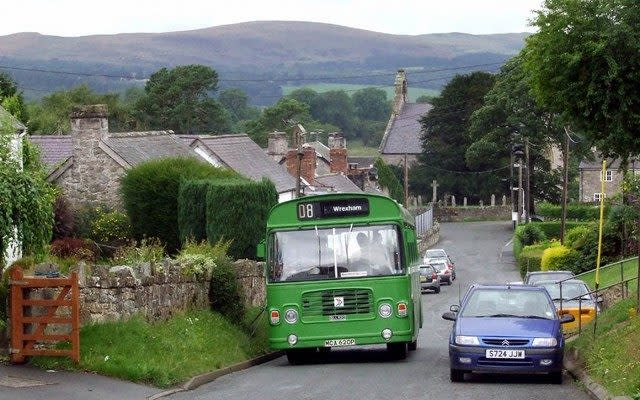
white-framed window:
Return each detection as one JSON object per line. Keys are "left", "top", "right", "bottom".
{"left": 601, "top": 170, "right": 613, "bottom": 181}
{"left": 593, "top": 193, "right": 606, "bottom": 202}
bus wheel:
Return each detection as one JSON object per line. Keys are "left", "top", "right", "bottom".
{"left": 408, "top": 339, "right": 418, "bottom": 351}
{"left": 387, "top": 342, "right": 408, "bottom": 360}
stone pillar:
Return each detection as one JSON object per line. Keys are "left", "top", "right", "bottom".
{"left": 491, "top": 194, "right": 496, "bottom": 206}
{"left": 451, "top": 195, "right": 456, "bottom": 207}
{"left": 267, "top": 131, "right": 288, "bottom": 162}
{"left": 431, "top": 180, "right": 439, "bottom": 203}
{"left": 418, "top": 195, "right": 422, "bottom": 206}
{"left": 479, "top": 200, "right": 484, "bottom": 207}
{"left": 463, "top": 197, "right": 467, "bottom": 207}
{"left": 502, "top": 195, "right": 507, "bottom": 206}
{"left": 392, "top": 69, "right": 407, "bottom": 115}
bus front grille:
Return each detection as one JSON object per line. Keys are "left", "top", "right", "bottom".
{"left": 301, "top": 289, "right": 373, "bottom": 317}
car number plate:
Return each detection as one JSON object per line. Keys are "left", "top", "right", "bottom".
{"left": 324, "top": 338, "right": 356, "bottom": 347}
{"left": 420, "top": 276, "right": 427, "bottom": 282}
{"left": 485, "top": 349, "right": 525, "bottom": 359}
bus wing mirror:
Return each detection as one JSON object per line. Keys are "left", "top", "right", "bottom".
{"left": 256, "top": 241, "right": 266, "bottom": 260}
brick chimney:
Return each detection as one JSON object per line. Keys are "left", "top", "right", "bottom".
{"left": 285, "top": 146, "right": 316, "bottom": 184}
{"left": 267, "top": 131, "right": 288, "bottom": 162}
{"left": 392, "top": 69, "right": 407, "bottom": 115}
{"left": 328, "top": 133, "right": 348, "bottom": 174}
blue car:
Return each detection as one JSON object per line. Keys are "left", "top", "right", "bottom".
{"left": 442, "top": 284, "right": 574, "bottom": 383}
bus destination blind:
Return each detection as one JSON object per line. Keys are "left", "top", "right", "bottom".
{"left": 297, "top": 198, "right": 370, "bottom": 220}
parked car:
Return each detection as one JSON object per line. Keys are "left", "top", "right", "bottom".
{"left": 523, "top": 270, "right": 575, "bottom": 285}
{"left": 419, "top": 264, "right": 441, "bottom": 293}
{"left": 534, "top": 279, "right": 602, "bottom": 333}
{"left": 424, "top": 248, "right": 456, "bottom": 280}
{"left": 430, "top": 261, "right": 453, "bottom": 285}
{"left": 442, "top": 283, "right": 574, "bottom": 383}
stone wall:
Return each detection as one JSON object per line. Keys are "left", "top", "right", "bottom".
{"left": 234, "top": 259, "right": 265, "bottom": 307}
{"left": 434, "top": 205, "right": 511, "bottom": 222}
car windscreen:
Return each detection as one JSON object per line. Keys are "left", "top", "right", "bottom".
{"left": 460, "top": 289, "right": 556, "bottom": 319}
{"left": 419, "top": 266, "right": 434, "bottom": 275}
{"left": 538, "top": 282, "right": 591, "bottom": 301}
{"left": 431, "top": 262, "right": 447, "bottom": 272}
{"left": 426, "top": 250, "right": 446, "bottom": 258}
{"left": 268, "top": 224, "right": 403, "bottom": 282}
{"left": 526, "top": 272, "right": 573, "bottom": 284}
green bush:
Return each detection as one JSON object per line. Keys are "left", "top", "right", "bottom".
{"left": 515, "top": 223, "right": 547, "bottom": 246}
{"left": 209, "top": 257, "right": 244, "bottom": 318}
{"left": 536, "top": 202, "right": 606, "bottom": 221}
{"left": 178, "top": 180, "right": 211, "bottom": 244}
{"left": 517, "top": 241, "right": 559, "bottom": 277}
{"left": 565, "top": 225, "right": 592, "bottom": 250}
{"left": 541, "top": 245, "right": 577, "bottom": 271}
{"left": 177, "top": 239, "right": 232, "bottom": 278}
{"left": 90, "top": 210, "right": 132, "bottom": 244}
{"left": 112, "top": 238, "right": 166, "bottom": 266}
{"left": 530, "top": 221, "right": 588, "bottom": 240}
{"left": 205, "top": 179, "right": 277, "bottom": 260}
{"left": 120, "top": 157, "right": 239, "bottom": 254}
{"left": 375, "top": 158, "right": 404, "bottom": 205}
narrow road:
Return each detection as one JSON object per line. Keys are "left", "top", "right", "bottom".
{"left": 168, "top": 222, "right": 591, "bottom": 400}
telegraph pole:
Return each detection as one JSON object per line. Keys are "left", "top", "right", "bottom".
{"left": 560, "top": 128, "right": 570, "bottom": 244}
{"left": 525, "top": 138, "right": 530, "bottom": 223}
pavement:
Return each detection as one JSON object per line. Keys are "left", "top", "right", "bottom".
{"left": 0, "top": 351, "right": 284, "bottom": 400}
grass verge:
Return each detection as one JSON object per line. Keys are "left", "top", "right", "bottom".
{"left": 568, "top": 298, "right": 640, "bottom": 397}
{"left": 578, "top": 257, "right": 638, "bottom": 291}
{"left": 29, "top": 308, "right": 269, "bottom": 388}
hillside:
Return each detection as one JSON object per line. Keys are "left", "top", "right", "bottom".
{"left": 0, "top": 21, "right": 528, "bottom": 104}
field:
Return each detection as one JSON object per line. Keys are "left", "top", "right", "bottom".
{"left": 281, "top": 83, "right": 439, "bottom": 102}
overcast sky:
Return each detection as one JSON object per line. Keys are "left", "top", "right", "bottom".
{"left": 1, "top": 0, "right": 544, "bottom": 37}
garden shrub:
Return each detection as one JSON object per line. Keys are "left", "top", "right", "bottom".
{"left": 50, "top": 237, "right": 96, "bottom": 261}
{"left": 176, "top": 239, "right": 232, "bottom": 278}
{"left": 112, "top": 238, "right": 166, "bottom": 266}
{"left": 52, "top": 195, "right": 75, "bottom": 240}
{"left": 535, "top": 202, "right": 605, "bottom": 221}
{"left": 120, "top": 157, "right": 239, "bottom": 254}
{"left": 177, "top": 180, "right": 211, "bottom": 244}
{"left": 205, "top": 178, "right": 278, "bottom": 260}
{"left": 541, "top": 244, "right": 574, "bottom": 271}
{"left": 517, "top": 241, "right": 559, "bottom": 277}
{"left": 74, "top": 204, "right": 109, "bottom": 239}
{"left": 90, "top": 210, "right": 132, "bottom": 244}
{"left": 565, "top": 225, "right": 592, "bottom": 250}
{"left": 375, "top": 158, "right": 404, "bottom": 205}
{"left": 209, "top": 256, "right": 244, "bottom": 318}
{"left": 515, "top": 223, "right": 546, "bottom": 246}
{"left": 530, "top": 221, "right": 588, "bottom": 240}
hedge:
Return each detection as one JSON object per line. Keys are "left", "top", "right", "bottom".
{"left": 121, "top": 157, "right": 239, "bottom": 254}
{"left": 178, "top": 180, "right": 212, "bottom": 244}
{"left": 205, "top": 178, "right": 278, "bottom": 260}
{"left": 529, "top": 221, "right": 589, "bottom": 240}
{"left": 517, "top": 241, "right": 559, "bottom": 277}
{"left": 535, "top": 202, "right": 607, "bottom": 221}
{"left": 541, "top": 245, "right": 577, "bottom": 271}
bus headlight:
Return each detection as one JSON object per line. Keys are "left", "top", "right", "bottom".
{"left": 379, "top": 303, "right": 392, "bottom": 318}
{"left": 284, "top": 308, "right": 298, "bottom": 324}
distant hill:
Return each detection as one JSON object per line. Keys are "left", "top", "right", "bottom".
{"left": 0, "top": 21, "right": 528, "bottom": 105}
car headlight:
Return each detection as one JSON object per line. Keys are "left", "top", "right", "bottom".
{"left": 455, "top": 335, "right": 480, "bottom": 345}
{"left": 284, "top": 308, "right": 298, "bottom": 324}
{"left": 532, "top": 337, "right": 557, "bottom": 347}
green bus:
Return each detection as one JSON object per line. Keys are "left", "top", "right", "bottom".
{"left": 258, "top": 193, "right": 422, "bottom": 364}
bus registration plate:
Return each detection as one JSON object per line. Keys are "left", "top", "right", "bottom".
{"left": 324, "top": 338, "right": 356, "bottom": 347}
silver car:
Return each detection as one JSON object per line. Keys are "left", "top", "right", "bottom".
{"left": 419, "top": 264, "right": 441, "bottom": 293}
{"left": 430, "top": 261, "right": 453, "bottom": 285}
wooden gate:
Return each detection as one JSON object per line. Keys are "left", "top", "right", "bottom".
{"left": 9, "top": 267, "right": 80, "bottom": 363}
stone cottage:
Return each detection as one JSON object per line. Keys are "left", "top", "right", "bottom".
{"left": 578, "top": 155, "right": 640, "bottom": 203}
{"left": 378, "top": 69, "right": 433, "bottom": 167}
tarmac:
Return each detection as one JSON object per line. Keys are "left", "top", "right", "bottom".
{"left": 0, "top": 348, "right": 632, "bottom": 400}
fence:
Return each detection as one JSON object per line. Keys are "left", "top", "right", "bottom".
{"left": 10, "top": 267, "right": 80, "bottom": 363}
{"left": 415, "top": 206, "right": 433, "bottom": 236}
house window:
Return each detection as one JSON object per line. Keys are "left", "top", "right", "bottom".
{"left": 593, "top": 193, "right": 606, "bottom": 202}
{"left": 601, "top": 170, "right": 612, "bottom": 182}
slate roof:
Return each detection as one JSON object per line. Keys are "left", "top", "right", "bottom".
{"left": 314, "top": 173, "right": 362, "bottom": 193}
{"left": 578, "top": 154, "right": 640, "bottom": 171}
{"left": 28, "top": 135, "right": 73, "bottom": 170}
{"left": 102, "top": 131, "right": 193, "bottom": 166}
{"left": 178, "top": 134, "right": 296, "bottom": 194}
{"left": 348, "top": 156, "right": 376, "bottom": 168}
{"left": 308, "top": 141, "right": 330, "bottom": 161}
{"left": 379, "top": 102, "right": 432, "bottom": 154}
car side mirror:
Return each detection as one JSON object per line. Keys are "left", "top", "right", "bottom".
{"left": 442, "top": 311, "right": 457, "bottom": 321}
{"left": 449, "top": 304, "right": 460, "bottom": 313}
{"left": 560, "top": 313, "right": 575, "bottom": 324}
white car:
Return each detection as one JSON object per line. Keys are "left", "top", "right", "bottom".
{"left": 423, "top": 248, "right": 456, "bottom": 281}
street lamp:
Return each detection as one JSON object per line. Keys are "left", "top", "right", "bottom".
{"left": 512, "top": 143, "right": 525, "bottom": 225}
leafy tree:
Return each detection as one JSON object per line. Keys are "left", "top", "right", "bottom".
{"left": 245, "top": 98, "right": 312, "bottom": 147}
{"left": 309, "top": 90, "right": 355, "bottom": 138}
{"left": 524, "top": 0, "right": 640, "bottom": 162}
{"left": 135, "top": 64, "right": 231, "bottom": 134}
{"left": 352, "top": 87, "right": 391, "bottom": 122}
{"left": 416, "top": 95, "right": 434, "bottom": 103}
{"left": 218, "top": 87, "right": 260, "bottom": 123}
{"left": 410, "top": 72, "right": 496, "bottom": 202}
{"left": 375, "top": 158, "right": 404, "bottom": 204}
{"left": 0, "top": 72, "right": 28, "bottom": 124}
{"left": 287, "top": 88, "right": 318, "bottom": 108}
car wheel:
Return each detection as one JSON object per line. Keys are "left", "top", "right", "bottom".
{"left": 434, "top": 286, "right": 441, "bottom": 294}
{"left": 549, "top": 371, "right": 563, "bottom": 384}
{"left": 387, "top": 342, "right": 408, "bottom": 360}
{"left": 450, "top": 368, "right": 464, "bottom": 382}
{"left": 408, "top": 339, "right": 418, "bottom": 351}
